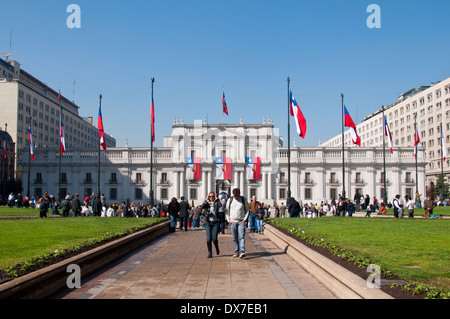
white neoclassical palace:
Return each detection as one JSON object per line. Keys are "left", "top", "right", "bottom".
{"left": 21, "top": 120, "right": 426, "bottom": 206}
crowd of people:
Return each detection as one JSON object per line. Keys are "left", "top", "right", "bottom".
{"left": 3, "top": 191, "right": 165, "bottom": 219}
{"left": 4, "top": 190, "right": 444, "bottom": 220}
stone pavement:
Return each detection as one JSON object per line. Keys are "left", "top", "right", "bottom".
{"left": 52, "top": 226, "right": 337, "bottom": 299}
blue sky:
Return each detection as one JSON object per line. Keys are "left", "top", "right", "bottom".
{"left": 1, "top": 0, "right": 449, "bottom": 147}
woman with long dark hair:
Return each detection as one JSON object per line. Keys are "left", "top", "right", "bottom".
{"left": 201, "top": 192, "right": 221, "bottom": 258}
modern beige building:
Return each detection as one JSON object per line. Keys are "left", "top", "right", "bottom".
{"left": 321, "top": 77, "right": 450, "bottom": 191}
{"left": 0, "top": 58, "right": 116, "bottom": 180}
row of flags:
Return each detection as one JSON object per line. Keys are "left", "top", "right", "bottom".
{"left": 23, "top": 90, "right": 107, "bottom": 162}
{"left": 16, "top": 87, "right": 445, "bottom": 165}
{"left": 343, "top": 104, "right": 442, "bottom": 160}
{"left": 186, "top": 156, "right": 261, "bottom": 181}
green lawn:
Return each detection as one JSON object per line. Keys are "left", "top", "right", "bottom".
{"left": 381, "top": 206, "right": 450, "bottom": 216}
{"left": 269, "top": 217, "right": 450, "bottom": 292}
{"left": 0, "top": 206, "right": 42, "bottom": 217}
{"left": 0, "top": 217, "right": 166, "bottom": 270}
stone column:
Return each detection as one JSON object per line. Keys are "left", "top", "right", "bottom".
{"left": 180, "top": 170, "right": 185, "bottom": 198}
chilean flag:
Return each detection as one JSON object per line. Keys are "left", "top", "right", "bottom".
{"left": 186, "top": 157, "right": 201, "bottom": 180}
{"left": 2, "top": 131, "right": 6, "bottom": 163}
{"left": 222, "top": 90, "right": 228, "bottom": 115}
{"left": 246, "top": 157, "right": 261, "bottom": 180}
{"left": 28, "top": 124, "right": 35, "bottom": 160}
{"left": 289, "top": 91, "right": 307, "bottom": 139}
{"left": 151, "top": 89, "right": 155, "bottom": 142}
{"left": 384, "top": 115, "right": 393, "bottom": 154}
{"left": 98, "top": 104, "right": 106, "bottom": 151}
{"left": 60, "top": 114, "right": 66, "bottom": 154}
{"left": 58, "top": 90, "right": 61, "bottom": 105}
{"left": 414, "top": 124, "right": 420, "bottom": 158}
{"left": 442, "top": 129, "right": 447, "bottom": 162}
{"left": 216, "top": 157, "right": 231, "bottom": 180}
{"left": 344, "top": 106, "right": 361, "bottom": 146}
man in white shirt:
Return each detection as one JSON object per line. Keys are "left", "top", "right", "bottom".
{"left": 226, "top": 188, "right": 249, "bottom": 258}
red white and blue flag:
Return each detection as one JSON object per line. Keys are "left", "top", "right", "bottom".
{"left": 151, "top": 89, "right": 155, "bottom": 142}
{"left": 289, "top": 91, "right": 307, "bottom": 139}
{"left": 98, "top": 104, "right": 106, "bottom": 151}
{"left": 414, "top": 124, "right": 420, "bottom": 158}
{"left": 344, "top": 106, "right": 361, "bottom": 146}
{"left": 441, "top": 129, "right": 447, "bottom": 162}
{"left": 246, "top": 157, "right": 261, "bottom": 180}
{"left": 222, "top": 90, "right": 228, "bottom": 115}
{"left": 384, "top": 115, "right": 393, "bottom": 154}
{"left": 28, "top": 124, "right": 35, "bottom": 160}
{"left": 216, "top": 157, "right": 232, "bottom": 180}
{"left": 60, "top": 114, "right": 66, "bottom": 154}
{"left": 186, "top": 157, "right": 201, "bottom": 180}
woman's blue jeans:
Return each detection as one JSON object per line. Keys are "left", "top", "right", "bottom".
{"left": 205, "top": 221, "right": 219, "bottom": 243}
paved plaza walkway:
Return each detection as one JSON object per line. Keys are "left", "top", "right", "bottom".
{"left": 53, "top": 226, "right": 337, "bottom": 299}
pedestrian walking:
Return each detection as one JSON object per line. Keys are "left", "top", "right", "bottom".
{"left": 255, "top": 203, "right": 264, "bottom": 234}
{"left": 71, "top": 194, "right": 82, "bottom": 217}
{"left": 393, "top": 195, "right": 401, "bottom": 218}
{"left": 218, "top": 194, "right": 227, "bottom": 234}
{"left": 168, "top": 197, "right": 180, "bottom": 232}
{"left": 60, "top": 195, "right": 71, "bottom": 217}
{"left": 179, "top": 196, "right": 189, "bottom": 231}
{"left": 279, "top": 202, "right": 287, "bottom": 218}
{"left": 201, "top": 192, "right": 221, "bottom": 258}
{"left": 92, "top": 195, "right": 102, "bottom": 217}
{"left": 406, "top": 197, "right": 415, "bottom": 218}
{"left": 288, "top": 197, "right": 300, "bottom": 218}
{"left": 191, "top": 205, "right": 202, "bottom": 228}
{"left": 39, "top": 197, "right": 48, "bottom": 218}
{"left": 226, "top": 188, "right": 249, "bottom": 258}
{"left": 248, "top": 195, "right": 258, "bottom": 232}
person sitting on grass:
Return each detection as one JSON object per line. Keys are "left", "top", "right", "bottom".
{"left": 423, "top": 208, "right": 443, "bottom": 219}
{"left": 52, "top": 202, "right": 61, "bottom": 216}
{"left": 377, "top": 203, "right": 387, "bottom": 215}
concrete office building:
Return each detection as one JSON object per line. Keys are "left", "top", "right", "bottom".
{"left": 0, "top": 58, "right": 116, "bottom": 180}
{"left": 321, "top": 77, "right": 450, "bottom": 190}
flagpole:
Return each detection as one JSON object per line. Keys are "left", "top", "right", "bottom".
{"left": 414, "top": 114, "right": 418, "bottom": 204}
{"left": 28, "top": 119, "right": 31, "bottom": 198}
{"left": 2, "top": 123, "right": 7, "bottom": 201}
{"left": 382, "top": 105, "right": 387, "bottom": 204}
{"left": 341, "top": 93, "right": 345, "bottom": 199}
{"left": 150, "top": 78, "right": 155, "bottom": 207}
{"left": 440, "top": 122, "right": 444, "bottom": 201}
{"left": 98, "top": 94, "right": 102, "bottom": 197}
{"left": 58, "top": 97, "right": 62, "bottom": 203}
{"left": 287, "top": 77, "right": 291, "bottom": 202}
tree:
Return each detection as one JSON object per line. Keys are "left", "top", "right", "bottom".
{"left": 433, "top": 175, "right": 450, "bottom": 201}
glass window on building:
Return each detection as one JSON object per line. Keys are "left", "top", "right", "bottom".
{"left": 135, "top": 188, "right": 143, "bottom": 200}
{"left": 304, "top": 188, "right": 312, "bottom": 200}
{"left": 110, "top": 188, "right": 117, "bottom": 200}
{"left": 161, "top": 188, "right": 168, "bottom": 200}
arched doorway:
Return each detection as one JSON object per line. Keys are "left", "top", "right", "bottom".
{"left": 216, "top": 179, "right": 231, "bottom": 198}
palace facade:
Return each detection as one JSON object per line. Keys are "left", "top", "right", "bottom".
{"left": 22, "top": 121, "right": 426, "bottom": 206}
